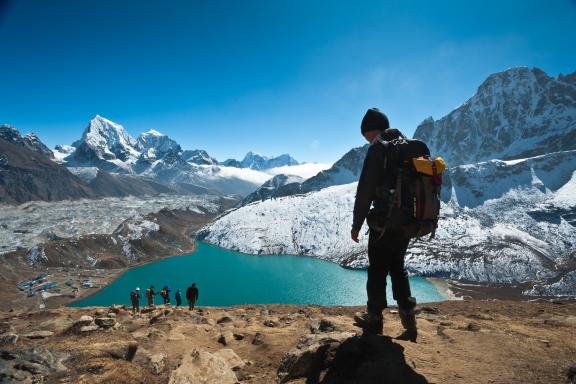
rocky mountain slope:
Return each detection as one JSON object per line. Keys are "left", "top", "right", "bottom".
{"left": 0, "top": 300, "right": 574, "bottom": 383}
{"left": 0, "top": 139, "right": 95, "bottom": 204}
{"left": 0, "top": 125, "right": 54, "bottom": 159}
{"left": 414, "top": 67, "right": 576, "bottom": 167}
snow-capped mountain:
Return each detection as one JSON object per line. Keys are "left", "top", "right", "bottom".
{"left": 136, "top": 129, "right": 181, "bottom": 161}
{"left": 241, "top": 174, "right": 305, "bottom": 205}
{"left": 57, "top": 115, "right": 276, "bottom": 195}
{"left": 0, "top": 124, "right": 54, "bottom": 159}
{"left": 223, "top": 151, "right": 299, "bottom": 170}
{"left": 182, "top": 149, "right": 218, "bottom": 165}
{"left": 66, "top": 115, "right": 139, "bottom": 172}
{"left": 414, "top": 67, "right": 576, "bottom": 167}
{"left": 239, "top": 145, "right": 368, "bottom": 206}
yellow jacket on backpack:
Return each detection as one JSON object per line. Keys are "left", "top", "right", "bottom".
{"left": 412, "top": 156, "right": 446, "bottom": 176}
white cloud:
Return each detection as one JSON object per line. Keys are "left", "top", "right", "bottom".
{"left": 265, "top": 163, "right": 331, "bottom": 179}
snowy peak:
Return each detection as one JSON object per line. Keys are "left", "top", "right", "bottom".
{"left": 182, "top": 149, "right": 218, "bottom": 165}
{"left": 414, "top": 67, "right": 576, "bottom": 167}
{"left": 74, "top": 115, "right": 139, "bottom": 161}
{"left": 226, "top": 151, "right": 299, "bottom": 170}
{"left": 136, "top": 129, "right": 181, "bottom": 160}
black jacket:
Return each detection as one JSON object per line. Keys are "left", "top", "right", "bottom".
{"left": 186, "top": 286, "right": 199, "bottom": 301}
{"left": 352, "top": 129, "right": 405, "bottom": 231}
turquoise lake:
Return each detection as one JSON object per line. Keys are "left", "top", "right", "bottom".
{"left": 71, "top": 242, "right": 444, "bottom": 307}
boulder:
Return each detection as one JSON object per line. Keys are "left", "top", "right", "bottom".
{"left": 218, "top": 331, "right": 235, "bottom": 346}
{"left": 319, "top": 319, "right": 337, "bottom": 332}
{"left": 78, "top": 315, "right": 94, "bottom": 324}
{"left": 0, "top": 348, "right": 68, "bottom": 383}
{"left": 94, "top": 317, "right": 116, "bottom": 328}
{"left": 80, "top": 325, "right": 100, "bottom": 333}
{"left": 95, "top": 308, "right": 107, "bottom": 316}
{"left": 263, "top": 320, "right": 279, "bottom": 327}
{"left": 277, "top": 332, "right": 355, "bottom": 383}
{"left": 168, "top": 349, "right": 237, "bottom": 384}
{"left": 252, "top": 332, "right": 265, "bottom": 346}
{"left": 109, "top": 304, "right": 126, "bottom": 314}
{"left": 69, "top": 315, "right": 94, "bottom": 333}
{"left": 0, "top": 333, "right": 19, "bottom": 345}
{"left": 192, "top": 316, "right": 216, "bottom": 326}
{"left": 149, "top": 352, "right": 167, "bottom": 375}
{"left": 22, "top": 330, "right": 54, "bottom": 339}
{"left": 215, "top": 348, "right": 245, "bottom": 370}
{"left": 217, "top": 316, "right": 234, "bottom": 324}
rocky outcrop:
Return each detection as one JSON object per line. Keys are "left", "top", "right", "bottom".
{"left": 0, "top": 301, "right": 574, "bottom": 384}
{"left": 168, "top": 349, "right": 238, "bottom": 384}
{"left": 0, "top": 125, "right": 54, "bottom": 159}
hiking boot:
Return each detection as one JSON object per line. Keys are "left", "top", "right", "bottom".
{"left": 353, "top": 311, "right": 383, "bottom": 335}
{"left": 396, "top": 308, "right": 417, "bottom": 342}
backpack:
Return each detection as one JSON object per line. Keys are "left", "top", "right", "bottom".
{"left": 130, "top": 291, "right": 137, "bottom": 301}
{"left": 367, "top": 138, "right": 445, "bottom": 239}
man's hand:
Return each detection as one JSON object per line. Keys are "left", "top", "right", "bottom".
{"left": 351, "top": 228, "right": 359, "bottom": 243}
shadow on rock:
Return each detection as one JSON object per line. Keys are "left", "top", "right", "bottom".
{"left": 277, "top": 332, "right": 428, "bottom": 384}
{"left": 318, "top": 335, "right": 428, "bottom": 384}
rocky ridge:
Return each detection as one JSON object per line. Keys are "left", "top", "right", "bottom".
{"left": 414, "top": 67, "right": 576, "bottom": 167}
{"left": 0, "top": 300, "right": 574, "bottom": 383}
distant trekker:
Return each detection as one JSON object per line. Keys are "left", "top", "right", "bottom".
{"left": 130, "top": 287, "right": 141, "bottom": 314}
{"left": 186, "top": 283, "right": 199, "bottom": 310}
{"left": 146, "top": 285, "right": 155, "bottom": 306}
{"left": 175, "top": 289, "right": 182, "bottom": 307}
{"left": 351, "top": 107, "right": 443, "bottom": 341}
{"left": 160, "top": 286, "right": 171, "bottom": 304}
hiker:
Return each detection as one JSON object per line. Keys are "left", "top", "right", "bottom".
{"left": 160, "top": 286, "right": 171, "bottom": 304}
{"left": 351, "top": 108, "right": 418, "bottom": 341}
{"left": 175, "top": 288, "right": 182, "bottom": 307}
{"left": 186, "top": 283, "right": 199, "bottom": 310}
{"left": 130, "top": 287, "right": 141, "bottom": 314}
{"left": 146, "top": 285, "right": 156, "bottom": 307}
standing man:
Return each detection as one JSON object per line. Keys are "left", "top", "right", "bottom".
{"left": 351, "top": 108, "right": 418, "bottom": 341}
{"left": 175, "top": 288, "right": 182, "bottom": 307}
{"left": 130, "top": 287, "right": 141, "bottom": 314}
{"left": 186, "top": 283, "right": 199, "bottom": 311}
{"left": 146, "top": 285, "right": 156, "bottom": 307}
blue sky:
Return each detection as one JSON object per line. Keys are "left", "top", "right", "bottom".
{"left": 1, "top": 0, "right": 575, "bottom": 164}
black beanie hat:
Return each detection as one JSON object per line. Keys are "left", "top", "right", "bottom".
{"left": 361, "top": 108, "right": 390, "bottom": 134}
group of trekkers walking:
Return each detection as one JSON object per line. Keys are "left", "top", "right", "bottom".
{"left": 130, "top": 283, "right": 199, "bottom": 313}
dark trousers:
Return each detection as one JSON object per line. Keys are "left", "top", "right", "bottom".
{"left": 367, "top": 228, "right": 412, "bottom": 313}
